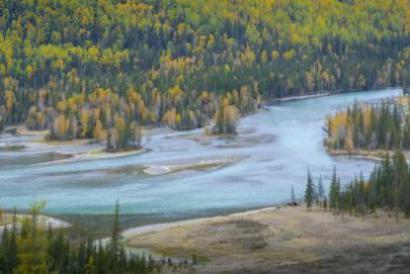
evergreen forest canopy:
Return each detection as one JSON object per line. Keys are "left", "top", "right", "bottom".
{"left": 0, "top": 0, "right": 410, "bottom": 148}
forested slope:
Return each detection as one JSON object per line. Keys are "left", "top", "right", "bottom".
{"left": 0, "top": 0, "right": 409, "bottom": 146}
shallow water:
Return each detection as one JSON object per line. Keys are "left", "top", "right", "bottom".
{"left": 0, "top": 88, "right": 402, "bottom": 218}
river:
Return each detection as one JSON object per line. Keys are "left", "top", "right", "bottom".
{"left": 0, "top": 88, "right": 402, "bottom": 223}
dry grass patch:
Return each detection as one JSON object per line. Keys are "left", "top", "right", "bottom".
{"left": 126, "top": 206, "right": 410, "bottom": 273}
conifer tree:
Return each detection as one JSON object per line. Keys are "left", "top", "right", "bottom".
{"left": 304, "top": 170, "right": 315, "bottom": 211}
{"left": 317, "top": 176, "right": 325, "bottom": 207}
{"left": 110, "top": 201, "right": 121, "bottom": 274}
{"left": 329, "top": 166, "right": 339, "bottom": 210}
{"left": 290, "top": 185, "right": 296, "bottom": 204}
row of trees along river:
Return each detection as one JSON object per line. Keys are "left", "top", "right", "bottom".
{"left": 305, "top": 150, "right": 410, "bottom": 222}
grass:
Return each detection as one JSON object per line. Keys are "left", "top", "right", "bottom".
{"left": 125, "top": 205, "right": 410, "bottom": 273}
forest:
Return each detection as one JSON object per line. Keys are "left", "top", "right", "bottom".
{"left": 305, "top": 150, "right": 410, "bottom": 221}
{"left": 326, "top": 97, "right": 410, "bottom": 152}
{"left": 0, "top": 0, "right": 409, "bottom": 150}
{"left": 0, "top": 202, "right": 189, "bottom": 274}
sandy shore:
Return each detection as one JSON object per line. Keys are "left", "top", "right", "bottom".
{"left": 142, "top": 156, "right": 244, "bottom": 175}
{"left": 273, "top": 92, "right": 331, "bottom": 102}
{"left": 0, "top": 213, "right": 70, "bottom": 230}
{"left": 39, "top": 147, "right": 148, "bottom": 166}
{"left": 125, "top": 205, "right": 410, "bottom": 273}
{"left": 327, "top": 148, "right": 410, "bottom": 162}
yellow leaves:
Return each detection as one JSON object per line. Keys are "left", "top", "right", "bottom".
{"left": 260, "top": 50, "right": 268, "bottom": 64}
{"left": 207, "top": 34, "right": 215, "bottom": 48}
{"left": 114, "top": 114, "right": 125, "bottom": 130}
{"left": 271, "top": 50, "right": 280, "bottom": 61}
{"left": 168, "top": 85, "right": 183, "bottom": 98}
{"left": 75, "top": 7, "right": 93, "bottom": 26}
{"left": 0, "top": 36, "right": 13, "bottom": 71}
{"left": 25, "top": 65, "right": 34, "bottom": 79}
{"left": 0, "top": 64, "right": 6, "bottom": 76}
{"left": 80, "top": 110, "right": 89, "bottom": 138}
{"left": 116, "top": 2, "right": 153, "bottom": 28}
{"left": 127, "top": 88, "right": 142, "bottom": 104}
{"left": 327, "top": 111, "right": 349, "bottom": 140}
{"left": 362, "top": 105, "right": 373, "bottom": 132}
{"left": 223, "top": 105, "right": 239, "bottom": 125}
{"left": 213, "top": 101, "right": 240, "bottom": 135}
{"left": 345, "top": 118, "right": 354, "bottom": 152}
{"left": 177, "top": 23, "right": 186, "bottom": 36}
{"left": 93, "top": 119, "right": 106, "bottom": 141}
{"left": 37, "top": 44, "right": 70, "bottom": 61}
{"left": 200, "top": 91, "right": 210, "bottom": 104}
{"left": 54, "top": 114, "right": 69, "bottom": 138}
{"left": 221, "top": 97, "right": 230, "bottom": 108}
{"left": 283, "top": 49, "right": 296, "bottom": 61}
{"left": 289, "top": 24, "right": 304, "bottom": 45}
{"left": 86, "top": 46, "right": 101, "bottom": 63}
{"left": 162, "top": 109, "right": 177, "bottom": 129}
{"left": 5, "top": 90, "right": 15, "bottom": 113}
{"left": 240, "top": 47, "right": 256, "bottom": 65}
{"left": 52, "top": 59, "right": 65, "bottom": 70}
{"left": 56, "top": 101, "right": 67, "bottom": 113}
{"left": 175, "top": 113, "right": 181, "bottom": 125}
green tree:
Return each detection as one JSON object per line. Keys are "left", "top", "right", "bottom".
{"left": 304, "top": 170, "right": 315, "bottom": 211}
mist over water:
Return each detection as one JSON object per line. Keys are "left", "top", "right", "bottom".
{"left": 0, "top": 88, "right": 402, "bottom": 217}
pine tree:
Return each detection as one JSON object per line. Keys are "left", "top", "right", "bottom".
{"left": 317, "top": 176, "right": 325, "bottom": 207}
{"left": 329, "top": 166, "right": 339, "bottom": 210}
{"left": 304, "top": 170, "right": 315, "bottom": 211}
{"left": 109, "top": 201, "right": 121, "bottom": 274}
{"left": 14, "top": 203, "right": 49, "bottom": 274}
{"left": 290, "top": 185, "right": 296, "bottom": 205}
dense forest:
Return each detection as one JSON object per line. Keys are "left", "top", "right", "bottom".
{"left": 0, "top": 203, "right": 189, "bottom": 274}
{"left": 0, "top": 0, "right": 409, "bottom": 148}
{"left": 305, "top": 151, "right": 410, "bottom": 221}
{"left": 326, "top": 97, "right": 410, "bottom": 152}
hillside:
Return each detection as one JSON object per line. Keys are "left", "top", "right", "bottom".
{"left": 0, "top": 0, "right": 409, "bottom": 145}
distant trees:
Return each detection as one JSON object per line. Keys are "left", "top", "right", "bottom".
{"left": 326, "top": 99, "right": 410, "bottom": 152}
{"left": 306, "top": 151, "right": 410, "bottom": 220}
{"left": 0, "top": 0, "right": 409, "bottom": 139}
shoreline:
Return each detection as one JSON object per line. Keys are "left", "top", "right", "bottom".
{"left": 326, "top": 148, "right": 410, "bottom": 162}
{"left": 0, "top": 213, "right": 70, "bottom": 231}
{"left": 122, "top": 205, "right": 279, "bottom": 240}
{"left": 273, "top": 92, "right": 331, "bottom": 102}
{"left": 271, "top": 86, "right": 402, "bottom": 104}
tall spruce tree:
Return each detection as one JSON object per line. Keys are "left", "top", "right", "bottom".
{"left": 317, "top": 176, "right": 325, "bottom": 207}
{"left": 304, "top": 170, "right": 315, "bottom": 211}
{"left": 110, "top": 201, "right": 121, "bottom": 274}
{"left": 290, "top": 185, "right": 296, "bottom": 204}
{"left": 329, "top": 166, "right": 339, "bottom": 210}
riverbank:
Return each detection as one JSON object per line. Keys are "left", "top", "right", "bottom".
{"left": 327, "top": 148, "right": 410, "bottom": 162}
{"left": 327, "top": 148, "right": 388, "bottom": 161}
{"left": 125, "top": 205, "right": 410, "bottom": 273}
{"left": 274, "top": 92, "right": 331, "bottom": 102}
{"left": 0, "top": 213, "right": 70, "bottom": 230}
{"left": 271, "top": 86, "right": 403, "bottom": 104}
